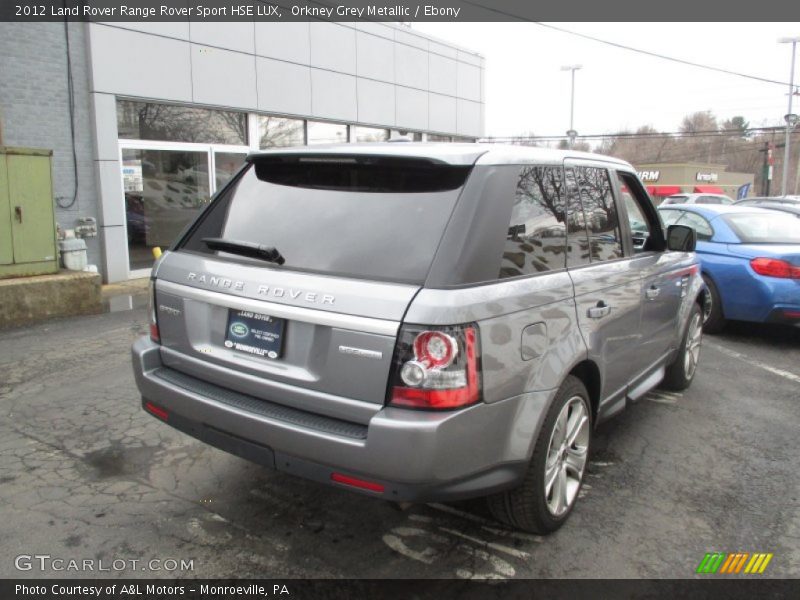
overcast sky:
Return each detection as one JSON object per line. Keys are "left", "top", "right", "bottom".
{"left": 413, "top": 22, "right": 800, "bottom": 138}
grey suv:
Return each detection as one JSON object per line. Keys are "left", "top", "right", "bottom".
{"left": 132, "top": 144, "right": 706, "bottom": 533}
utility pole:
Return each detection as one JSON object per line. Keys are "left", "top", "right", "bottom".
{"left": 778, "top": 37, "right": 799, "bottom": 196}
{"left": 561, "top": 65, "right": 582, "bottom": 149}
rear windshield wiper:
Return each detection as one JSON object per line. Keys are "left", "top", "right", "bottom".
{"left": 202, "top": 238, "right": 285, "bottom": 265}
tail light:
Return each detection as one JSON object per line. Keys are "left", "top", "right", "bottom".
{"left": 148, "top": 279, "right": 160, "bottom": 342}
{"left": 750, "top": 258, "right": 800, "bottom": 279}
{"left": 388, "top": 323, "right": 481, "bottom": 410}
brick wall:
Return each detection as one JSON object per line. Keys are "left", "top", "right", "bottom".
{"left": 0, "top": 22, "right": 101, "bottom": 268}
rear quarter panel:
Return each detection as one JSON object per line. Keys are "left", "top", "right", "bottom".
{"left": 404, "top": 271, "right": 585, "bottom": 403}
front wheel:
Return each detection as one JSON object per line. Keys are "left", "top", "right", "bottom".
{"left": 487, "top": 376, "right": 591, "bottom": 533}
{"left": 661, "top": 302, "right": 703, "bottom": 391}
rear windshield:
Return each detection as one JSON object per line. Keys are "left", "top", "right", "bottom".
{"left": 723, "top": 213, "right": 800, "bottom": 244}
{"left": 178, "top": 156, "right": 471, "bottom": 284}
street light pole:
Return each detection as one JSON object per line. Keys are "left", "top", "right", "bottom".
{"left": 561, "top": 64, "right": 582, "bottom": 149}
{"left": 779, "top": 37, "right": 799, "bottom": 196}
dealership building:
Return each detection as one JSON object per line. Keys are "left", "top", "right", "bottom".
{"left": 0, "top": 21, "right": 485, "bottom": 282}
{"left": 635, "top": 162, "right": 755, "bottom": 203}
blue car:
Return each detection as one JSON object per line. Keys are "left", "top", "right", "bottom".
{"left": 658, "top": 204, "right": 800, "bottom": 333}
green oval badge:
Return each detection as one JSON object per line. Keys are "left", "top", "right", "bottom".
{"left": 230, "top": 322, "right": 249, "bottom": 338}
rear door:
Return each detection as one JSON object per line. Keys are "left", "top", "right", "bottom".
{"left": 153, "top": 155, "right": 472, "bottom": 422}
{"left": 564, "top": 161, "right": 643, "bottom": 414}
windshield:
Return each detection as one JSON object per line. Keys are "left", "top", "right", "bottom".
{"left": 178, "top": 158, "right": 471, "bottom": 284}
{"left": 723, "top": 213, "right": 800, "bottom": 244}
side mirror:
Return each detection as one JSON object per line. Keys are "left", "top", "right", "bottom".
{"left": 666, "top": 224, "right": 697, "bottom": 252}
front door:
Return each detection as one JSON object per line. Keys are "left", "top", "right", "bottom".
{"left": 614, "top": 170, "right": 686, "bottom": 382}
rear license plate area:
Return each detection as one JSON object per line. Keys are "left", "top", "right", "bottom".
{"left": 224, "top": 309, "right": 285, "bottom": 360}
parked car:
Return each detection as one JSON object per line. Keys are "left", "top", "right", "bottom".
{"left": 132, "top": 144, "right": 705, "bottom": 534}
{"left": 658, "top": 204, "right": 800, "bottom": 333}
{"left": 661, "top": 193, "right": 733, "bottom": 205}
{"left": 733, "top": 196, "right": 800, "bottom": 218}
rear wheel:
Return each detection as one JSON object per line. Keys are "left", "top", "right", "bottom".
{"left": 487, "top": 376, "right": 591, "bottom": 533}
{"left": 661, "top": 302, "right": 703, "bottom": 391}
{"left": 702, "top": 275, "right": 726, "bottom": 334}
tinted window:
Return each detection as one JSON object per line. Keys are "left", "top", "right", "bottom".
{"left": 499, "top": 166, "right": 567, "bottom": 278}
{"left": 677, "top": 212, "right": 713, "bottom": 240}
{"left": 617, "top": 171, "right": 655, "bottom": 252}
{"left": 696, "top": 195, "right": 726, "bottom": 205}
{"left": 574, "top": 167, "right": 623, "bottom": 262}
{"left": 179, "top": 158, "right": 471, "bottom": 284}
{"left": 564, "top": 169, "right": 591, "bottom": 268}
{"left": 664, "top": 195, "right": 688, "bottom": 205}
{"left": 259, "top": 116, "right": 305, "bottom": 148}
{"left": 723, "top": 213, "right": 800, "bottom": 244}
{"left": 117, "top": 100, "right": 247, "bottom": 145}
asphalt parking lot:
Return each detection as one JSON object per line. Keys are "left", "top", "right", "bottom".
{"left": 1, "top": 301, "right": 798, "bottom": 579}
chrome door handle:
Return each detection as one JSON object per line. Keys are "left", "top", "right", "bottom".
{"left": 646, "top": 286, "right": 660, "bottom": 300}
{"left": 587, "top": 302, "right": 611, "bottom": 319}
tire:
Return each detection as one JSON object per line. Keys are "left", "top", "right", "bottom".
{"left": 661, "top": 302, "right": 703, "bottom": 391}
{"left": 487, "top": 376, "right": 591, "bottom": 534}
{"left": 701, "top": 274, "right": 726, "bottom": 334}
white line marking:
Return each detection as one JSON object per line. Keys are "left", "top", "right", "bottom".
{"left": 645, "top": 394, "right": 679, "bottom": 405}
{"left": 382, "top": 534, "right": 439, "bottom": 565}
{"left": 706, "top": 341, "right": 800, "bottom": 384}
{"left": 408, "top": 514, "right": 434, "bottom": 523}
{"left": 480, "top": 525, "right": 543, "bottom": 543}
{"left": 426, "top": 503, "right": 496, "bottom": 526}
{"left": 438, "top": 527, "right": 530, "bottom": 560}
{"left": 455, "top": 545, "right": 515, "bottom": 579}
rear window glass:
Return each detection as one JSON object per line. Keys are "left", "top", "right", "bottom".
{"left": 723, "top": 213, "right": 800, "bottom": 244}
{"left": 178, "top": 157, "right": 471, "bottom": 284}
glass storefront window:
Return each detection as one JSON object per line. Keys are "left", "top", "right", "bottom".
{"left": 122, "top": 148, "right": 211, "bottom": 271}
{"left": 214, "top": 152, "right": 248, "bottom": 189}
{"left": 259, "top": 116, "right": 305, "bottom": 148}
{"left": 307, "top": 121, "right": 349, "bottom": 144}
{"left": 390, "top": 130, "right": 424, "bottom": 141}
{"left": 427, "top": 134, "right": 453, "bottom": 142}
{"left": 353, "top": 126, "right": 389, "bottom": 142}
{"left": 117, "top": 100, "right": 248, "bottom": 146}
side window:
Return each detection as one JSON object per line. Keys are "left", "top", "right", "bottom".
{"left": 616, "top": 171, "right": 661, "bottom": 252}
{"left": 659, "top": 209, "right": 683, "bottom": 227}
{"left": 676, "top": 212, "right": 713, "bottom": 241}
{"left": 695, "top": 195, "right": 720, "bottom": 205}
{"left": 564, "top": 168, "right": 591, "bottom": 268}
{"left": 498, "top": 165, "right": 567, "bottom": 278}
{"left": 574, "top": 166, "right": 623, "bottom": 262}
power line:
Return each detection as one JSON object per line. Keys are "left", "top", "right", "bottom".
{"left": 456, "top": 1, "right": 793, "bottom": 87}
{"left": 481, "top": 125, "right": 798, "bottom": 142}
{"left": 532, "top": 23, "right": 793, "bottom": 88}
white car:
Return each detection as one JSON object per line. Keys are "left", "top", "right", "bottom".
{"left": 660, "top": 193, "right": 733, "bottom": 205}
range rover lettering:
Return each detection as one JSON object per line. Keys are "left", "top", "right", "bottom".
{"left": 132, "top": 144, "right": 705, "bottom": 533}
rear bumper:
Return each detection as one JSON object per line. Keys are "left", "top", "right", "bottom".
{"left": 132, "top": 337, "right": 551, "bottom": 502}
{"left": 765, "top": 306, "right": 800, "bottom": 325}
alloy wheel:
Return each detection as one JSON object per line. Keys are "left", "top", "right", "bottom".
{"left": 684, "top": 312, "right": 703, "bottom": 379}
{"left": 544, "top": 396, "right": 590, "bottom": 517}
